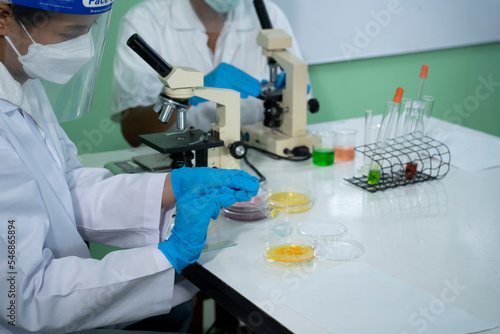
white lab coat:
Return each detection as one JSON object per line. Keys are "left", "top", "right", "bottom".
{"left": 0, "top": 63, "right": 190, "bottom": 333}
{"left": 111, "top": 0, "right": 305, "bottom": 131}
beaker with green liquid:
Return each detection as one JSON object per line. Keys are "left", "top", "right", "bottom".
{"left": 312, "top": 131, "right": 335, "bottom": 166}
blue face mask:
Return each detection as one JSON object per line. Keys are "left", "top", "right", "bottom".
{"left": 204, "top": 0, "right": 242, "bottom": 13}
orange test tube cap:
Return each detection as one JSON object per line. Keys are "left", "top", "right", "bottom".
{"left": 393, "top": 87, "right": 404, "bottom": 103}
{"left": 420, "top": 64, "right": 429, "bottom": 79}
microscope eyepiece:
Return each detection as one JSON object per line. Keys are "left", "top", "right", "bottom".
{"left": 127, "top": 33, "right": 173, "bottom": 77}
{"left": 253, "top": 0, "right": 273, "bottom": 29}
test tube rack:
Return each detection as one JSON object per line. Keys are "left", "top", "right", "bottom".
{"left": 345, "top": 132, "right": 451, "bottom": 193}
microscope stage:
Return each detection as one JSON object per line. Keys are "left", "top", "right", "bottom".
{"left": 139, "top": 129, "right": 224, "bottom": 154}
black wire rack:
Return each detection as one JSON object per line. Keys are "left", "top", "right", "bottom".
{"left": 344, "top": 132, "right": 451, "bottom": 193}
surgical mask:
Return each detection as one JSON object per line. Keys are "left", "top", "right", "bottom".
{"left": 204, "top": 0, "right": 242, "bottom": 13}
{"left": 5, "top": 22, "right": 95, "bottom": 85}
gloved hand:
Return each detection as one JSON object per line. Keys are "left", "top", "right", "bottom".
{"left": 158, "top": 184, "right": 237, "bottom": 273}
{"left": 262, "top": 72, "right": 311, "bottom": 93}
{"left": 189, "top": 63, "right": 262, "bottom": 106}
{"left": 275, "top": 71, "right": 286, "bottom": 89}
{"left": 170, "top": 167, "right": 259, "bottom": 202}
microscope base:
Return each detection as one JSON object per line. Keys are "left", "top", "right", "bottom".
{"left": 242, "top": 123, "right": 313, "bottom": 157}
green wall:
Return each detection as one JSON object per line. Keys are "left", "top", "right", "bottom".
{"left": 61, "top": 1, "right": 500, "bottom": 155}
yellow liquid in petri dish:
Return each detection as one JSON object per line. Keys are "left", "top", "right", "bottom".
{"left": 268, "top": 191, "right": 312, "bottom": 213}
{"left": 265, "top": 244, "right": 316, "bottom": 264}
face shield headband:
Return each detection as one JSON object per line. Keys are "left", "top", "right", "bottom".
{"left": 9, "top": 0, "right": 113, "bottom": 122}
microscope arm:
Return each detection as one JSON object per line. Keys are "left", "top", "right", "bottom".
{"left": 194, "top": 87, "right": 242, "bottom": 169}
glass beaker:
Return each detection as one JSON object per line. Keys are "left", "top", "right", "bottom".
{"left": 333, "top": 128, "right": 357, "bottom": 161}
{"left": 312, "top": 131, "right": 335, "bottom": 166}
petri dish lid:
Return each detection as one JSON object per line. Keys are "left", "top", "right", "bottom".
{"left": 297, "top": 222, "right": 347, "bottom": 240}
{"left": 228, "top": 187, "right": 268, "bottom": 210}
{"left": 223, "top": 187, "right": 269, "bottom": 221}
{"left": 319, "top": 240, "right": 364, "bottom": 261}
{"left": 297, "top": 222, "right": 364, "bottom": 261}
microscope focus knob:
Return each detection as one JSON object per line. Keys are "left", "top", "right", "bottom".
{"left": 308, "top": 98, "right": 320, "bottom": 114}
{"left": 229, "top": 141, "right": 248, "bottom": 160}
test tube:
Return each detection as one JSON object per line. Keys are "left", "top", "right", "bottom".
{"left": 415, "top": 95, "right": 435, "bottom": 135}
{"left": 417, "top": 64, "right": 429, "bottom": 101}
{"left": 363, "top": 110, "right": 376, "bottom": 167}
{"left": 395, "top": 98, "right": 413, "bottom": 138}
{"left": 403, "top": 65, "right": 430, "bottom": 179}
{"left": 367, "top": 87, "right": 404, "bottom": 185}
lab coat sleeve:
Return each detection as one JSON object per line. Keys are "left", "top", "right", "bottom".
{"left": 63, "top": 134, "right": 172, "bottom": 248}
{"left": 111, "top": 6, "right": 166, "bottom": 122}
{"left": 0, "top": 142, "right": 176, "bottom": 332}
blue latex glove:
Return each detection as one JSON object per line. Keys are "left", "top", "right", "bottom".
{"left": 263, "top": 72, "right": 311, "bottom": 93}
{"left": 158, "top": 184, "right": 237, "bottom": 273}
{"left": 275, "top": 72, "right": 286, "bottom": 89}
{"left": 170, "top": 167, "right": 259, "bottom": 202}
{"left": 190, "top": 63, "right": 262, "bottom": 106}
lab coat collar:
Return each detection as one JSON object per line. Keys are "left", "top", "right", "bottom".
{"left": 170, "top": 0, "right": 206, "bottom": 31}
{"left": 170, "top": 0, "right": 256, "bottom": 32}
{"left": 227, "top": 0, "right": 257, "bottom": 31}
{"left": 0, "top": 62, "right": 42, "bottom": 126}
{"left": 0, "top": 62, "right": 31, "bottom": 114}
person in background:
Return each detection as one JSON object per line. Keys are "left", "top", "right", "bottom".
{"left": 0, "top": 1, "right": 259, "bottom": 333}
{"left": 111, "top": 0, "right": 306, "bottom": 147}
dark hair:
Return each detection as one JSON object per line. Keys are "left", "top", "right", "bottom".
{"left": 11, "top": 5, "right": 52, "bottom": 30}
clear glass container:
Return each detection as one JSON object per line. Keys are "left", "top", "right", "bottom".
{"left": 312, "top": 131, "right": 335, "bottom": 166}
{"left": 333, "top": 128, "right": 357, "bottom": 161}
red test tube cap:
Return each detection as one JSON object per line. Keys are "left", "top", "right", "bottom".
{"left": 420, "top": 64, "right": 429, "bottom": 79}
{"left": 393, "top": 87, "right": 404, "bottom": 103}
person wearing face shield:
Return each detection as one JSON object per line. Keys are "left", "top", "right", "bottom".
{"left": 111, "top": 0, "right": 307, "bottom": 147}
{"left": 0, "top": 1, "right": 260, "bottom": 333}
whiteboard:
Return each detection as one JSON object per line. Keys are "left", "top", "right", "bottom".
{"left": 271, "top": 0, "right": 500, "bottom": 65}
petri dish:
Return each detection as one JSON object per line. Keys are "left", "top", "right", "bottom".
{"left": 297, "top": 222, "right": 364, "bottom": 261}
{"left": 264, "top": 237, "right": 317, "bottom": 267}
{"left": 268, "top": 186, "right": 313, "bottom": 214}
{"left": 223, "top": 187, "right": 269, "bottom": 221}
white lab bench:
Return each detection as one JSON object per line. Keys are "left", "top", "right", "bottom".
{"left": 78, "top": 117, "right": 500, "bottom": 334}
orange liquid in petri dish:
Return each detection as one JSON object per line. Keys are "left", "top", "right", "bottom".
{"left": 268, "top": 191, "right": 312, "bottom": 213}
{"left": 265, "top": 244, "right": 316, "bottom": 263}
{"left": 334, "top": 146, "right": 355, "bottom": 161}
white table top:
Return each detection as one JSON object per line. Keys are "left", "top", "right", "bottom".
{"left": 78, "top": 118, "right": 500, "bottom": 333}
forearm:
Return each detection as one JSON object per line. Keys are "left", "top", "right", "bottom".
{"left": 162, "top": 173, "right": 176, "bottom": 208}
{"left": 120, "top": 105, "right": 177, "bottom": 147}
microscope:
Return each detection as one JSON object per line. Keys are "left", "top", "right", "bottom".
{"left": 127, "top": 34, "right": 247, "bottom": 170}
{"left": 241, "top": 0, "right": 319, "bottom": 157}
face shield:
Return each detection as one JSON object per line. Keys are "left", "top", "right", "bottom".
{"left": 4, "top": 0, "right": 113, "bottom": 122}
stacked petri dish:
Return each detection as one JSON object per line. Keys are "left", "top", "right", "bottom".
{"left": 223, "top": 187, "right": 270, "bottom": 221}
{"left": 267, "top": 186, "right": 313, "bottom": 214}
